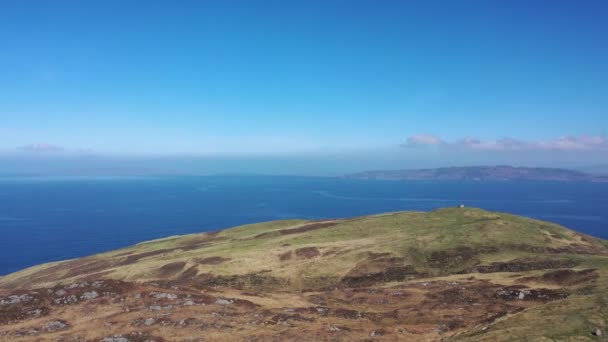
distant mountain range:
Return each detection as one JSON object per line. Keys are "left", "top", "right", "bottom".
{"left": 345, "top": 165, "right": 608, "bottom": 182}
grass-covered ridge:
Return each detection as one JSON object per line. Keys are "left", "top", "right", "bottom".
{"left": 1, "top": 207, "right": 608, "bottom": 341}
{"left": 2, "top": 207, "right": 606, "bottom": 290}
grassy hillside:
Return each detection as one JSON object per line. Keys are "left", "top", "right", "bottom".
{"left": 1, "top": 207, "right": 607, "bottom": 341}
{"left": 3, "top": 207, "right": 606, "bottom": 290}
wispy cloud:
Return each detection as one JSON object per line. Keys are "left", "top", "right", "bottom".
{"left": 403, "top": 134, "right": 444, "bottom": 146}
{"left": 19, "top": 143, "right": 65, "bottom": 152}
{"left": 402, "top": 135, "right": 608, "bottom": 152}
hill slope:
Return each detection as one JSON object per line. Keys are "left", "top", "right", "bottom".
{"left": 1, "top": 208, "right": 608, "bottom": 341}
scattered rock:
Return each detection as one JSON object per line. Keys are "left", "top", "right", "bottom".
{"left": 81, "top": 291, "right": 99, "bottom": 300}
{"left": 27, "top": 308, "right": 45, "bottom": 317}
{"left": 495, "top": 287, "right": 567, "bottom": 301}
{"left": 147, "top": 304, "right": 174, "bottom": 311}
{"left": 592, "top": 328, "right": 602, "bottom": 336}
{"left": 177, "top": 318, "right": 199, "bottom": 327}
{"left": 215, "top": 299, "right": 233, "bottom": 305}
{"left": 151, "top": 292, "right": 178, "bottom": 300}
{"left": 53, "top": 294, "right": 79, "bottom": 305}
{"left": 268, "top": 313, "right": 314, "bottom": 325}
{"left": 333, "top": 308, "right": 362, "bottom": 319}
{"left": 14, "top": 328, "right": 40, "bottom": 337}
{"left": 43, "top": 320, "right": 68, "bottom": 332}
{"left": 315, "top": 306, "right": 329, "bottom": 315}
{"left": 0, "top": 294, "right": 34, "bottom": 305}
{"left": 101, "top": 337, "right": 130, "bottom": 342}
{"left": 102, "top": 332, "right": 165, "bottom": 342}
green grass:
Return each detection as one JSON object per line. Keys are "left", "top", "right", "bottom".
{"left": 2, "top": 207, "right": 607, "bottom": 290}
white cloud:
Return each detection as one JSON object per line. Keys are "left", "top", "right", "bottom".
{"left": 403, "top": 135, "right": 608, "bottom": 152}
{"left": 402, "top": 134, "right": 445, "bottom": 147}
{"left": 19, "top": 143, "right": 64, "bottom": 152}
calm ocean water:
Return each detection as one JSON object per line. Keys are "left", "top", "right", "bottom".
{"left": 0, "top": 175, "right": 607, "bottom": 275}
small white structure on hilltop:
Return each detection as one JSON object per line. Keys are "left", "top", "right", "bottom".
{"left": 458, "top": 204, "right": 465, "bottom": 208}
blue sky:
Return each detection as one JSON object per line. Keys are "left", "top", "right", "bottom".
{"left": 1, "top": 1, "right": 607, "bottom": 174}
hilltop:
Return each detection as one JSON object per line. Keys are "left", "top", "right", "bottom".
{"left": 345, "top": 165, "right": 608, "bottom": 182}
{"left": 1, "top": 208, "right": 608, "bottom": 341}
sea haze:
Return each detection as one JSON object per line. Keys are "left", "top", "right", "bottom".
{"left": 0, "top": 175, "right": 607, "bottom": 275}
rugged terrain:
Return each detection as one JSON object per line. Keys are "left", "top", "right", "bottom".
{"left": 1, "top": 207, "right": 608, "bottom": 341}
{"left": 345, "top": 165, "right": 608, "bottom": 182}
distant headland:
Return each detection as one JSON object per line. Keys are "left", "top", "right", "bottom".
{"left": 345, "top": 165, "right": 608, "bottom": 182}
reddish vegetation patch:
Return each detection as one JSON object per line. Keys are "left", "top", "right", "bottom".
{"left": 176, "top": 231, "right": 223, "bottom": 251}
{"left": 254, "top": 221, "right": 339, "bottom": 239}
{"left": 295, "top": 247, "right": 320, "bottom": 259}
{"left": 279, "top": 222, "right": 339, "bottom": 235}
{"left": 177, "top": 266, "right": 199, "bottom": 281}
{"left": 267, "top": 313, "right": 314, "bottom": 324}
{"left": 120, "top": 249, "right": 174, "bottom": 265}
{"left": 467, "top": 258, "right": 579, "bottom": 273}
{"left": 7, "top": 258, "right": 113, "bottom": 288}
{"left": 342, "top": 265, "right": 419, "bottom": 287}
{"left": 194, "top": 256, "right": 231, "bottom": 265}
{"left": 341, "top": 253, "right": 419, "bottom": 287}
{"left": 279, "top": 251, "right": 293, "bottom": 261}
{"left": 63, "top": 259, "right": 115, "bottom": 279}
{"left": 81, "top": 270, "right": 114, "bottom": 281}
{"left": 505, "top": 243, "right": 608, "bottom": 256}
{"left": 428, "top": 246, "right": 497, "bottom": 271}
{"left": 560, "top": 241, "right": 608, "bottom": 255}
{"left": 118, "top": 233, "right": 223, "bottom": 267}
{"left": 156, "top": 272, "right": 288, "bottom": 291}
{"left": 322, "top": 247, "right": 350, "bottom": 257}
{"left": 113, "top": 251, "right": 135, "bottom": 257}
{"left": 578, "top": 235, "right": 608, "bottom": 254}
{"left": 155, "top": 262, "right": 186, "bottom": 277}
{"left": 180, "top": 243, "right": 211, "bottom": 251}
{"left": 231, "top": 298, "right": 260, "bottom": 309}
{"left": 522, "top": 269, "right": 598, "bottom": 286}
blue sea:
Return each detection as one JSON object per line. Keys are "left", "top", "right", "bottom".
{"left": 0, "top": 175, "right": 607, "bottom": 276}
